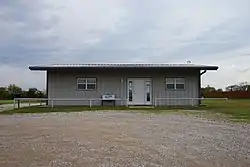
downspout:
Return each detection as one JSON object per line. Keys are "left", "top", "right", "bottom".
{"left": 46, "top": 70, "right": 49, "bottom": 106}
{"left": 198, "top": 70, "right": 207, "bottom": 105}
{"left": 200, "top": 70, "right": 207, "bottom": 76}
{"left": 121, "top": 77, "right": 123, "bottom": 106}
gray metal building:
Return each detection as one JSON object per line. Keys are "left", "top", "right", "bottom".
{"left": 29, "top": 63, "right": 218, "bottom": 106}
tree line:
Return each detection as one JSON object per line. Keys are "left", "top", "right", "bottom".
{"left": 201, "top": 82, "right": 250, "bottom": 98}
{"left": 0, "top": 84, "right": 46, "bottom": 100}
{"left": 201, "top": 82, "right": 250, "bottom": 93}
{"left": 1, "top": 82, "right": 249, "bottom": 100}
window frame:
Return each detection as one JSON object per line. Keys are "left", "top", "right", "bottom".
{"left": 77, "top": 77, "right": 97, "bottom": 91}
{"left": 165, "top": 77, "right": 186, "bottom": 90}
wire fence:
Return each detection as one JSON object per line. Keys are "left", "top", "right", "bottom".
{"left": 13, "top": 97, "right": 229, "bottom": 108}
{"left": 13, "top": 98, "right": 47, "bottom": 109}
{"left": 154, "top": 97, "right": 228, "bottom": 106}
{"left": 14, "top": 98, "right": 129, "bottom": 108}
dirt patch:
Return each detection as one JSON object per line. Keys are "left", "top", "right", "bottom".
{"left": 0, "top": 112, "right": 249, "bottom": 167}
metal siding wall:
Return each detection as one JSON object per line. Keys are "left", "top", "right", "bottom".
{"left": 47, "top": 69, "right": 200, "bottom": 106}
{"left": 48, "top": 71, "right": 124, "bottom": 106}
{"left": 153, "top": 73, "right": 199, "bottom": 106}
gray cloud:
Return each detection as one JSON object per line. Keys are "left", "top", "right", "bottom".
{"left": 0, "top": 0, "right": 250, "bottom": 89}
{"left": 163, "top": 18, "right": 250, "bottom": 61}
{"left": 0, "top": 1, "right": 61, "bottom": 66}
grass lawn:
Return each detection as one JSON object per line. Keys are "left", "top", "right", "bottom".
{"left": 1, "top": 99, "right": 250, "bottom": 122}
{"left": 0, "top": 105, "right": 199, "bottom": 116}
{"left": 0, "top": 100, "right": 13, "bottom": 105}
{"left": 199, "top": 99, "right": 250, "bottom": 122}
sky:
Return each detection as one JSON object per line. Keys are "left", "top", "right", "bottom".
{"left": 0, "top": 0, "right": 250, "bottom": 90}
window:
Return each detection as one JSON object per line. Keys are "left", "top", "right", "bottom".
{"left": 166, "top": 77, "right": 185, "bottom": 90}
{"left": 145, "top": 81, "right": 151, "bottom": 102}
{"left": 128, "top": 80, "right": 133, "bottom": 102}
{"left": 77, "top": 78, "right": 96, "bottom": 90}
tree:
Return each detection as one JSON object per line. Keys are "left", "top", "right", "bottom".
{"left": 239, "top": 82, "right": 250, "bottom": 91}
{"left": 226, "top": 82, "right": 250, "bottom": 91}
{"left": 7, "top": 84, "right": 22, "bottom": 94}
{"left": 36, "top": 90, "right": 46, "bottom": 98}
{"left": 217, "top": 88, "right": 223, "bottom": 92}
{"left": 201, "top": 85, "right": 217, "bottom": 97}
{"left": 203, "top": 85, "right": 216, "bottom": 92}
{"left": 246, "top": 85, "right": 250, "bottom": 91}
{"left": 21, "top": 90, "right": 27, "bottom": 98}
{"left": 27, "top": 88, "right": 38, "bottom": 98}
{"left": 0, "top": 87, "right": 9, "bottom": 99}
{"left": 0, "top": 85, "right": 46, "bottom": 99}
{"left": 226, "top": 85, "right": 234, "bottom": 91}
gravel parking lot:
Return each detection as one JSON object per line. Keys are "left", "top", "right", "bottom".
{"left": 0, "top": 111, "right": 249, "bottom": 167}
{"left": 0, "top": 103, "right": 42, "bottom": 112}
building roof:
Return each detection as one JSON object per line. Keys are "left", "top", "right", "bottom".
{"left": 29, "top": 63, "right": 219, "bottom": 71}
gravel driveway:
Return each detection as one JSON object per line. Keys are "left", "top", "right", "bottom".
{"left": 0, "top": 103, "right": 42, "bottom": 112}
{"left": 0, "top": 111, "right": 249, "bottom": 167}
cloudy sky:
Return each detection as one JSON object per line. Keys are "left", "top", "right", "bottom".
{"left": 0, "top": 0, "right": 250, "bottom": 90}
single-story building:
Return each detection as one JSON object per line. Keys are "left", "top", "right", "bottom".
{"left": 29, "top": 63, "right": 218, "bottom": 106}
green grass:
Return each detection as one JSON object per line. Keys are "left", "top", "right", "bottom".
{"left": 0, "top": 106, "right": 93, "bottom": 114}
{"left": 1, "top": 99, "right": 250, "bottom": 123}
{"left": 0, "top": 106, "right": 176, "bottom": 114}
{"left": 0, "top": 100, "right": 13, "bottom": 105}
{"left": 199, "top": 99, "right": 250, "bottom": 122}
{"left": 0, "top": 105, "right": 200, "bottom": 115}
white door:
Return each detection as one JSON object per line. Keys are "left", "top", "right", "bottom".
{"left": 127, "top": 78, "right": 152, "bottom": 105}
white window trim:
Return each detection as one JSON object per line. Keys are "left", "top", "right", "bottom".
{"left": 77, "top": 78, "right": 97, "bottom": 90}
{"left": 166, "top": 77, "right": 185, "bottom": 90}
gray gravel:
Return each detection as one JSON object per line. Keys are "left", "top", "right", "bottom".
{"left": 0, "top": 111, "right": 249, "bottom": 167}
{"left": 0, "top": 103, "right": 42, "bottom": 112}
